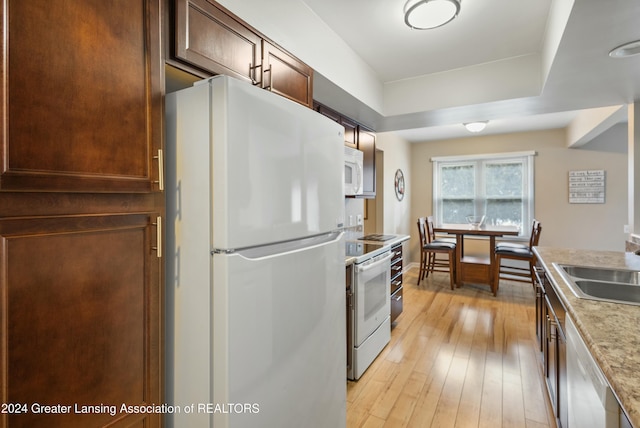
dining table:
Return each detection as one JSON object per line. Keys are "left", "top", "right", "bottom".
{"left": 433, "top": 223, "right": 520, "bottom": 295}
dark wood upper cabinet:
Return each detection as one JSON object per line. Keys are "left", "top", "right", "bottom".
{"left": 341, "top": 117, "right": 358, "bottom": 149}
{"left": 313, "top": 103, "right": 357, "bottom": 149}
{"left": 262, "top": 40, "right": 313, "bottom": 107}
{"left": 358, "top": 126, "right": 376, "bottom": 198}
{"left": 315, "top": 103, "right": 341, "bottom": 123}
{"left": 0, "top": 0, "right": 163, "bottom": 193}
{"left": 315, "top": 102, "right": 377, "bottom": 198}
{"left": 172, "top": 0, "right": 314, "bottom": 107}
{"left": 174, "top": 0, "right": 261, "bottom": 83}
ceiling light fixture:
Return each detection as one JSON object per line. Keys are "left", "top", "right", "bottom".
{"left": 609, "top": 40, "right": 640, "bottom": 58}
{"left": 404, "top": 0, "right": 461, "bottom": 30}
{"left": 463, "top": 121, "right": 488, "bottom": 133}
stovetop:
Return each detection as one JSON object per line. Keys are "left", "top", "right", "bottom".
{"left": 346, "top": 241, "right": 389, "bottom": 263}
{"left": 357, "top": 234, "right": 397, "bottom": 242}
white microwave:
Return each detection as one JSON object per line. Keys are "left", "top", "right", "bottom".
{"left": 344, "top": 146, "right": 364, "bottom": 196}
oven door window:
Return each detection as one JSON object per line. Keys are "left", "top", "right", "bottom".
{"left": 354, "top": 258, "right": 391, "bottom": 346}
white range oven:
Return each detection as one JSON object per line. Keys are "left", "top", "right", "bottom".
{"left": 346, "top": 241, "right": 392, "bottom": 380}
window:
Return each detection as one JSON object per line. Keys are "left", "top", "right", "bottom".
{"left": 432, "top": 151, "right": 535, "bottom": 236}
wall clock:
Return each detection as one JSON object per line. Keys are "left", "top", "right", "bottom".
{"left": 394, "top": 169, "right": 405, "bottom": 201}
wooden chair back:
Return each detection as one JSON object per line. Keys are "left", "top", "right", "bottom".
{"left": 416, "top": 216, "right": 456, "bottom": 289}
{"left": 417, "top": 217, "right": 428, "bottom": 247}
{"left": 495, "top": 219, "right": 542, "bottom": 293}
{"left": 529, "top": 219, "right": 542, "bottom": 248}
{"left": 426, "top": 215, "right": 437, "bottom": 244}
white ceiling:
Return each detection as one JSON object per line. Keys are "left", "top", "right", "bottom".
{"left": 303, "top": 0, "right": 552, "bottom": 82}
{"left": 302, "top": 0, "right": 640, "bottom": 142}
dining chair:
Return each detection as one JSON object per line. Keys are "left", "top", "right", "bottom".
{"left": 417, "top": 216, "right": 456, "bottom": 289}
{"left": 426, "top": 215, "right": 458, "bottom": 269}
{"left": 494, "top": 219, "right": 542, "bottom": 290}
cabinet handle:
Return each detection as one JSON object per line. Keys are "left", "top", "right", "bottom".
{"left": 152, "top": 216, "right": 162, "bottom": 258}
{"left": 394, "top": 295, "right": 402, "bottom": 302}
{"left": 392, "top": 266, "right": 402, "bottom": 272}
{"left": 264, "top": 65, "right": 272, "bottom": 90}
{"left": 153, "top": 149, "right": 164, "bottom": 191}
{"left": 533, "top": 266, "right": 545, "bottom": 284}
{"left": 547, "top": 315, "right": 557, "bottom": 341}
{"left": 249, "top": 63, "right": 262, "bottom": 86}
{"left": 392, "top": 280, "right": 402, "bottom": 287}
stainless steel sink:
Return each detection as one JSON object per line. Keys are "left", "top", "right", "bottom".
{"left": 573, "top": 280, "right": 640, "bottom": 304}
{"left": 559, "top": 265, "right": 640, "bottom": 284}
{"left": 553, "top": 263, "right": 640, "bottom": 306}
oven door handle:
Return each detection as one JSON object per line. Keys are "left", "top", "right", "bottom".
{"left": 356, "top": 252, "right": 393, "bottom": 273}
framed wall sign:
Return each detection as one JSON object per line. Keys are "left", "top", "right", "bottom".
{"left": 394, "top": 169, "right": 405, "bottom": 201}
{"left": 569, "top": 170, "right": 605, "bottom": 203}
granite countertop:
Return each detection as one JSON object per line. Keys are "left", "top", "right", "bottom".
{"left": 534, "top": 246, "right": 640, "bottom": 427}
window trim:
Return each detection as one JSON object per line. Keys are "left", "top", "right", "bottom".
{"left": 431, "top": 150, "right": 536, "bottom": 163}
{"left": 432, "top": 151, "right": 536, "bottom": 238}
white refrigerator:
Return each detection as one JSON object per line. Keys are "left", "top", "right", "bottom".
{"left": 165, "top": 75, "right": 346, "bottom": 428}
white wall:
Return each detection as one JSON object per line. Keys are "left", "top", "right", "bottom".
{"left": 215, "top": 0, "right": 384, "bottom": 114}
{"left": 374, "top": 132, "right": 413, "bottom": 237}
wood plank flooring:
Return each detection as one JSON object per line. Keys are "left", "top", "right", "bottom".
{"left": 347, "top": 267, "right": 557, "bottom": 428}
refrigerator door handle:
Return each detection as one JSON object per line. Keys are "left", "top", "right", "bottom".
{"left": 227, "top": 231, "right": 344, "bottom": 260}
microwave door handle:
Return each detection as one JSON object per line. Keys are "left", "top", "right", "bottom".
{"left": 356, "top": 163, "right": 363, "bottom": 193}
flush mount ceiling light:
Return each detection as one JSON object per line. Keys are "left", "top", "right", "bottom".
{"left": 463, "top": 121, "right": 488, "bottom": 133}
{"left": 609, "top": 40, "right": 640, "bottom": 58}
{"left": 404, "top": 0, "right": 461, "bottom": 30}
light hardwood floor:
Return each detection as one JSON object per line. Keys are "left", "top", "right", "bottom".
{"left": 347, "top": 266, "right": 557, "bottom": 428}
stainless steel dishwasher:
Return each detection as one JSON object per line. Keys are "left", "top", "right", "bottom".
{"left": 566, "top": 315, "right": 620, "bottom": 428}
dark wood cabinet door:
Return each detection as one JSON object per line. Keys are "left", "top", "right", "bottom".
{"left": 358, "top": 127, "right": 376, "bottom": 198}
{"left": 0, "top": 3, "right": 163, "bottom": 427}
{"left": 175, "top": 0, "right": 261, "bottom": 84}
{"left": 341, "top": 117, "right": 358, "bottom": 149}
{"left": 390, "top": 244, "right": 403, "bottom": 323}
{"left": 0, "top": 213, "right": 161, "bottom": 428}
{"left": 313, "top": 102, "right": 377, "bottom": 197}
{"left": 315, "top": 103, "right": 341, "bottom": 123}
{"left": 316, "top": 104, "right": 358, "bottom": 147}
{"left": 0, "top": 0, "right": 162, "bottom": 192}
{"left": 390, "top": 288, "right": 403, "bottom": 323}
{"left": 545, "top": 296, "right": 559, "bottom": 419}
{"left": 262, "top": 41, "right": 313, "bottom": 108}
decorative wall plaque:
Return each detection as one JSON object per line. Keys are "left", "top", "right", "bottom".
{"left": 394, "top": 169, "right": 405, "bottom": 201}
{"left": 569, "top": 170, "right": 605, "bottom": 203}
